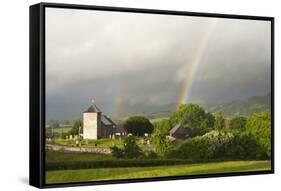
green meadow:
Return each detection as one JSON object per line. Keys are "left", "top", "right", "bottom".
{"left": 46, "top": 160, "right": 270, "bottom": 184}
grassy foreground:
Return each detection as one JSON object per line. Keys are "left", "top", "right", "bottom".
{"left": 46, "top": 160, "right": 270, "bottom": 184}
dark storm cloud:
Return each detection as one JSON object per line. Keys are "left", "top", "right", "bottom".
{"left": 45, "top": 8, "right": 271, "bottom": 120}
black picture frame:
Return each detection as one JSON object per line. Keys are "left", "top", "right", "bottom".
{"left": 30, "top": 2, "right": 275, "bottom": 189}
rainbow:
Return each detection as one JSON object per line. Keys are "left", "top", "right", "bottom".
{"left": 177, "top": 19, "right": 218, "bottom": 108}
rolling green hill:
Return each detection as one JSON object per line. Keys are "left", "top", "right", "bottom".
{"left": 205, "top": 94, "right": 271, "bottom": 117}
{"left": 114, "top": 103, "right": 176, "bottom": 121}
{"left": 115, "top": 94, "right": 271, "bottom": 121}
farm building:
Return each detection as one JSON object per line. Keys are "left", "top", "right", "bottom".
{"left": 83, "top": 101, "right": 116, "bottom": 140}
{"left": 167, "top": 124, "right": 189, "bottom": 141}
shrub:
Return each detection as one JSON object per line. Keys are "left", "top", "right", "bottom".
{"left": 111, "top": 136, "right": 143, "bottom": 159}
{"left": 245, "top": 112, "right": 271, "bottom": 157}
{"left": 68, "top": 120, "right": 82, "bottom": 135}
{"left": 229, "top": 116, "right": 247, "bottom": 132}
{"left": 167, "top": 130, "right": 234, "bottom": 160}
{"left": 151, "top": 119, "right": 172, "bottom": 155}
{"left": 214, "top": 112, "right": 225, "bottom": 130}
{"left": 168, "top": 129, "right": 267, "bottom": 161}
{"left": 123, "top": 136, "right": 143, "bottom": 158}
{"left": 110, "top": 146, "right": 124, "bottom": 159}
{"left": 60, "top": 132, "right": 69, "bottom": 139}
{"left": 46, "top": 158, "right": 194, "bottom": 171}
{"left": 225, "top": 133, "right": 267, "bottom": 160}
{"left": 144, "top": 151, "right": 158, "bottom": 159}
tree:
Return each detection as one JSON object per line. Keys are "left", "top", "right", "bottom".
{"left": 170, "top": 104, "right": 214, "bottom": 137}
{"left": 110, "top": 136, "right": 143, "bottom": 159}
{"left": 229, "top": 116, "right": 246, "bottom": 132}
{"left": 123, "top": 136, "right": 143, "bottom": 158}
{"left": 170, "top": 104, "right": 190, "bottom": 126}
{"left": 245, "top": 112, "right": 271, "bottom": 157}
{"left": 151, "top": 119, "right": 172, "bottom": 155}
{"left": 205, "top": 112, "right": 215, "bottom": 128}
{"left": 225, "top": 133, "right": 266, "bottom": 159}
{"left": 124, "top": 116, "right": 153, "bottom": 136}
{"left": 68, "top": 120, "right": 81, "bottom": 136}
{"left": 214, "top": 112, "right": 225, "bottom": 130}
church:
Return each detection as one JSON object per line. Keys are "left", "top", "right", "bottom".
{"left": 83, "top": 101, "right": 116, "bottom": 140}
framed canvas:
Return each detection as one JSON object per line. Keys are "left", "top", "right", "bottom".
{"left": 29, "top": 2, "right": 274, "bottom": 188}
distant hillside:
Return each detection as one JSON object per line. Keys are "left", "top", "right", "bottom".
{"left": 115, "top": 94, "right": 271, "bottom": 121}
{"left": 205, "top": 94, "right": 271, "bottom": 117}
{"left": 114, "top": 103, "right": 176, "bottom": 121}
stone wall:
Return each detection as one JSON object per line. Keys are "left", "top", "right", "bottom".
{"left": 46, "top": 144, "right": 111, "bottom": 154}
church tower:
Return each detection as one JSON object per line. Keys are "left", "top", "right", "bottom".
{"left": 83, "top": 100, "right": 102, "bottom": 139}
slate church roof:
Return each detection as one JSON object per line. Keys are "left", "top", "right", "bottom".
{"left": 84, "top": 104, "right": 101, "bottom": 113}
{"left": 101, "top": 115, "right": 116, "bottom": 126}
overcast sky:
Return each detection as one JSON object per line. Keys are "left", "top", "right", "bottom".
{"left": 46, "top": 8, "right": 271, "bottom": 120}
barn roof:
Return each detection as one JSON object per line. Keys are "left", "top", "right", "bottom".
{"left": 169, "top": 124, "right": 181, "bottom": 135}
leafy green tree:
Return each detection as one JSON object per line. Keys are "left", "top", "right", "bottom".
{"left": 245, "top": 112, "right": 271, "bottom": 157}
{"left": 214, "top": 112, "right": 225, "bottom": 130}
{"left": 205, "top": 112, "right": 215, "bottom": 128}
{"left": 170, "top": 104, "right": 190, "bottom": 126}
{"left": 225, "top": 133, "right": 266, "bottom": 159}
{"left": 170, "top": 104, "right": 214, "bottom": 137}
{"left": 124, "top": 116, "right": 153, "bottom": 136}
{"left": 229, "top": 116, "right": 246, "bottom": 132}
{"left": 111, "top": 136, "right": 143, "bottom": 159}
{"left": 69, "top": 120, "right": 81, "bottom": 135}
{"left": 123, "top": 136, "right": 143, "bottom": 158}
{"left": 151, "top": 119, "right": 172, "bottom": 155}
{"left": 60, "top": 132, "right": 69, "bottom": 139}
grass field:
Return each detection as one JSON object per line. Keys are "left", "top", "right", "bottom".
{"left": 150, "top": 117, "right": 169, "bottom": 123}
{"left": 49, "top": 127, "right": 72, "bottom": 134}
{"left": 46, "top": 160, "right": 270, "bottom": 184}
